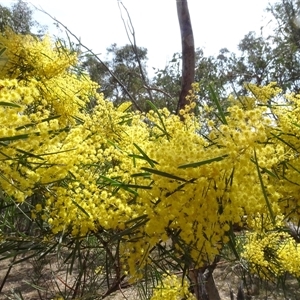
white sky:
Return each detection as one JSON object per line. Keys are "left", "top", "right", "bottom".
{"left": 1, "top": 0, "right": 275, "bottom": 72}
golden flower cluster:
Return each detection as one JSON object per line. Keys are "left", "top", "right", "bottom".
{"left": 150, "top": 274, "right": 195, "bottom": 300}
{"left": 1, "top": 30, "right": 300, "bottom": 287}
{"left": 242, "top": 230, "right": 300, "bottom": 279}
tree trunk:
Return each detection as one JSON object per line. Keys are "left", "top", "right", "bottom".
{"left": 189, "top": 265, "right": 221, "bottom": 300}
{"left": 176, "top": 0, "right": 195, "bottom": 116}
{"left": 176, "top": 2, "right": 220, "bottom": 298}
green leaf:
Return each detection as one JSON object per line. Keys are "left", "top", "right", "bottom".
{"left": 0, "top": 150, "right": 12, "bottom": 159}
{"left": 110, "top": 215, "right": 149, "bottom": 242}
{"left": 261, "top": 167, "right": 279, "bottom": 179}
{"left": 0, "top": 47, "right": 6, "bottom": 56}
{"left": 208, "top": 84, "right": 228, "bottom": 125}
{"left": 15, "top": 115, "right": 61, "bottom": 131}
{"left": 146, "top": 101, "right": 170, "bottom": 139}
{"left": 126, "top": 184, "right": 152, "bottom": 190}
{"left": 125, "top": 214, "right": 149, "bottom": 225}
{"left": 226, "top": 223, "right": 240, "bottom": 260}
{"left": 165, "top": 180, "right": 193, "bottom": 197}
{"left": 38, "top": 241, "right": 59, "bottom": 260}
{"left": 286, "top": 162, "right": 300, "bottom": 176}
{"left": 178, "top": 154, "right": 228, "bottom": 169}
{"left": 40, "top": 115, "right": 62, "bottom": 123}
{"left": 71, "top": 199, "right": 90, "bottom": 217}
{"left": 66, "top": 238, "right": 82, "bottom": 274}
{"left": 0, "top": 101, "right": 21, "bottom": 108}
{"left": 72, "top": 115, "right": 85, "bottom": 124}
{"left": 270, "top": 132, "right": 297, "bottom": 152}
{"left": 0, "top": 172, "right": 22, "bottom": 191}
{"left": 0, "top": 134, "right": 29, "bottom": 142}
{"left": 141, "top": 167, "right": 188, "bottom": 182}
{"left": 22, "top": 281, "right": 46, "bottom": 292}
{"left": 16, "top": 148, "right": 45, "bottom": 160}
{"left": 131, "top": 172, "right": 151, "bottom": 178}
{"left": 97, "top": 175, "right": 138, "bottom": 195}
{"left": 35, "top": 148, "right": 76, "bottom": 157}
{"left": 131, "top": 143, "right": 158, "bottom": 167}
{"left": 253, "top": 149, "right": 275, "bottom": 225}
{"left": 291, "top": 121, "right": 300, "bottom": 129}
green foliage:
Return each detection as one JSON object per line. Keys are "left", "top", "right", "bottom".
{"left": 82, "top": 43, "right": 152, "bottom": 110}
{"left": 0, "top": 0, "right": 45, "bottom": 35}
{"left": 215, "top": 0, "right": 300, "bottom": 95}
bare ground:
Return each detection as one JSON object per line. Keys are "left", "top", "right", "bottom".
{"left": 1, "top": 256, "right": 300, "bottom": 300}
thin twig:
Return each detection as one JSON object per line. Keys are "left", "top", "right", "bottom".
{"left": 118, "top": 1, "right": 154, "bottom": 102}
{"left": 143, "top": 85, "right": 173, "bottom": 98}
{"left": 118, "top": 283, "right": 129, "bottom": 300}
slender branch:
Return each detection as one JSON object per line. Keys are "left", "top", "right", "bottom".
{"left": 118, "top": 1, "right": 154, "bottom": 102}
{"left": 143, "top": 85, "right": 173, "bottom": 98}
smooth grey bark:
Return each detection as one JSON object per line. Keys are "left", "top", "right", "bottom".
{"left": 176, "top": 0, "right": 195, "bottom": 116}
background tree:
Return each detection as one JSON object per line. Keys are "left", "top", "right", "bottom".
{"left": 213, "top": 0, "right": 300, "bottom": 95}
{"left": 83, "top": 43, "right": 151, "bottom": 110}
{"left": 216, "top": 32, "right": 274, "bottom": 95}
{"left": 0, "top": 0, "right": 45, "bottom": 35}
{"left": 153, "top": 0, "right": 300, "bottom": 113}
{"left": 267, "top": 0, "right": 300, "bottom": 91}
{"left": 81, "top": 0, "right": 300, "bottom": 116}
{"left": 81, "top": 0, "right": 197, "bottom": 114}
{"left": 153, "top": 48, "right": 228, "bottom": 113}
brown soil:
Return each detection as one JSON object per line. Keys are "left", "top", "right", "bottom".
{"left": 1, "top": 256, "right": 300, "bottom": 300}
